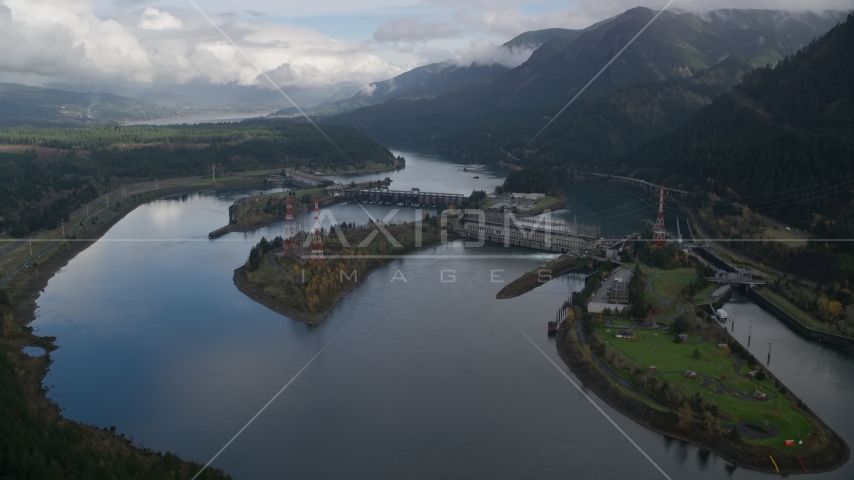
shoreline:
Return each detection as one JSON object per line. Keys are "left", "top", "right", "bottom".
{"left": 496, "top": 255, "right": 584, "bottom": 299}
{"left": 555, "top": 322, "right": 850, "bottom": 474}
{"left": 2, "top": 183, "right": 231, "bottom": 477}
{"left": 233, "top": 236, "right": 455, "bottom": 324}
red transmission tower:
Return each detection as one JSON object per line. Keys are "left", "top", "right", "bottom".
{"left": 283, "top": 196, "right": 296, "bottom": 257}
{"left": 653, "top": 186, "right": 666, "bottom": 246}
{"left": 310, "top": 199, "right": 324, "bottom": 264}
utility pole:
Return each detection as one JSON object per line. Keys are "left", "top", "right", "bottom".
{"left": 106, "top": 193, "right": 109, "bottom": 207}
{"left": 61, "top": 221, "right": 64, "bottom": 236}
{"left": 29, "top": 237, "right": 33, "bottom": 257}
{"left": 767, "top": 342, "right": 772, "bottom": 365}
{"left": 748, "top": 324, "right": 752, "bottom": 347}
{"left": 653, "top": 186, "right": 666, "bottom": 246}
{"left": 213, "top": 164, "right": 216, "bottom": 184}
{"left": 310, "top": 199, "right": 324, "bottom": 264}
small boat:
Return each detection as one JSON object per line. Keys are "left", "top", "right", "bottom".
{"left": 473, "top": 176, "right": 479, "bottom": 179}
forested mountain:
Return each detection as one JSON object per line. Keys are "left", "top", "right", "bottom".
{"left": 326, "top": 8, "right": 847, "bottom": 164}
{"left": 0, "top": 120, "right": 395, "bottom": 236}
{"left": 503, "top": 28, "right": 581, "bottom": 49}
{"left": 628, "top": 13, "right": 854, "bottom": 232}
{"left": 0, "top": 83, "right": 185, "bottom": 124}
{"left": 275, "top": 28, "right": 585, "bottom": 118}
{"left": 274, "top": 61, "right": 511, "bottom": 117}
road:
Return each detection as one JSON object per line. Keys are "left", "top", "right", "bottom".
{"left": 0, "top": 176, "right": 205, "bottom": 287}
{"left": 753, "top": 211, "right": 811, "bottom": 239}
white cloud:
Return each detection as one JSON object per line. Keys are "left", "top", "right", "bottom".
{"left": 1, "top": 0, "right": 851, "bottom": 90}
{"left": 0, "top": 0, "right": 404, "bottom": 87}
{"left": 451, "top": 42, "right": 534, "bottom": 68}
{"left": 138, "top": 7, "right": 183, "bottom": 30}
{"left": 0, "top": 0, "right": 153, "bottom": 82}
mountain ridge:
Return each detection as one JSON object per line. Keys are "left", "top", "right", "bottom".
{"left": 324, "top": 7, "right": 849, "bottom": 166}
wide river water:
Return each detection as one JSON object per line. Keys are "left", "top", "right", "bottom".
{"left": 31, "top": 151, "right": 854, "bottom": 479}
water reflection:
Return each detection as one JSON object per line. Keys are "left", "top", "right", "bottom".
{"left": 28, "top": 179, "right": 854, "bottom": 479}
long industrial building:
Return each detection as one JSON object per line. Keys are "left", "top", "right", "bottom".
{"left": 461, "top": 213, "right": 600, "bottom": 252}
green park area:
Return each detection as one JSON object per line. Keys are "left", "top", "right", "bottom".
{"left": 581, "top": 262, "right": 825, "bottom": 452}
{"left": 596, "top": 324, "right": 813, "bottom": 446}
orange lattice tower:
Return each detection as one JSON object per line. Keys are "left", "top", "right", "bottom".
{"left": 310, "top": 199, "right": 324, "bottom": 264}
{"left": 653, "top": 186, "right": 666, "bottom": 246}
{"left": 283, "top": 196, "right": 296, "bottom": 257}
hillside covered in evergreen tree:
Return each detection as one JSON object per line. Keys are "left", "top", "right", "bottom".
{"left": 0, "top": 120, "right": 395, "bottom": 237}
{"left": 327, "top": 8, "right": 847, "bottom": 165}
{"left": 629, "top": 13, "right": 854, "bottom": 233}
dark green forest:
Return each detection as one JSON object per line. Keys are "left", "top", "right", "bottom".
{"left": 499, "top": 168, "right": 565, "bottom": 196}
{"left": 629, "top": 14, "right": 854, "bottom": 233}
{"left": 0, "top": 120, "right": 394, "bottom": 236}
{"left": 327, "top": 8, "right": 845, "bottom": 166}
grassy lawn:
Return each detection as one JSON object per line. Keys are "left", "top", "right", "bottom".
{"left": 650, "top": 274, "right": 693, "bottom": 298}
{"left": 523, "top": 196, "right": 562, "bottom": 214}
{"left": 691, "top": 284, "right": 718, "bottom": 304}
{"left": 762, "top": 227, "right": 807, "bottom": 248}
{"left": 608, "top": 318, "right": 638, "bottom": 325}
{"left": 641, "top": 266, "right": 694, "bottom": 277}
{"left": 597, "top": 325, "right": 814, "bottom": 445}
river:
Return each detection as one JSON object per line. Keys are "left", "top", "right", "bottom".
{"left": 30, "top": 152, "right": 854, "bottom": 479}
{"left": 122, "top": 112, "right": 274, "bottom": 126}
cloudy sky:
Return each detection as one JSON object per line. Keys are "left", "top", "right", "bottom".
{"left": 0, "top": 0, "right": 850, "bottom": 90}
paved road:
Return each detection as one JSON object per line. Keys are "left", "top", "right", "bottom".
{"left": 0, "top": 177, "right": 206, "bottom": 287}
{"left": 754, "top": 211, "right": 811, "bottom": 239}
{"left": 0, "top": 229, "right": 46, "bottom": 256}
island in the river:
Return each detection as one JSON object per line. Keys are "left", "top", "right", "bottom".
{"left": 553, "top": 258, "right": 849, "bottom": 474}
{"left": 234, "top": 208, "right": 455, "bottom": 323}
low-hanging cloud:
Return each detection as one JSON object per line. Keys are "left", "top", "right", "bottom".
{"left": 450, "top": 42, "right": 534, "bottom": 68}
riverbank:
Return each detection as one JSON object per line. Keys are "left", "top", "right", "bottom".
{"left": 496, "top": 255, "right": 589, "bottom": 299}
{"left": 557, "top": 320, "right": 850, "bottom": 474}
{"left": 324, "top": 157, "right": 404, "bottom": 176}
{"left": 0, "top": 184, "right": 232, "bottom": 479}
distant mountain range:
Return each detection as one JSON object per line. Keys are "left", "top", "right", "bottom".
{"left": 0, "top": 80, "right": 350, "bottom": 125}
{"left": 0, "top": 83, "right": 185, "bottom": 124}
{"left": 274, "top": 28, "right": 584, "bottom": 118}
{"left": 323, "top": 8, "right": 849, "bottom": 165}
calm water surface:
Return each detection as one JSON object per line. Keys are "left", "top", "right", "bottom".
{"left": 122, "top": 112, "right": 273, "bottom": 126}
{"left": 31, "top": 156, "right": 854, "bottom": 479}
{"left": 327, "top": 149, "right": 509, "bottom": 195}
